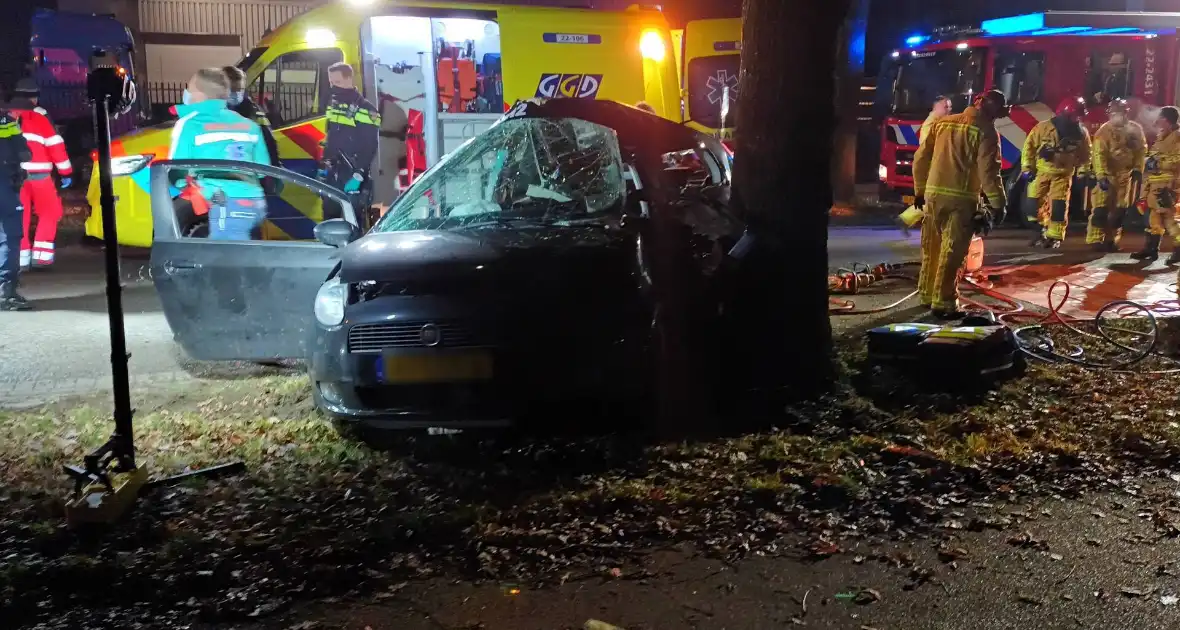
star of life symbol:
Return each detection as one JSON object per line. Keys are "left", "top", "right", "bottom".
{"left": 706, "top": 70, "right": 739, "bottom": 105}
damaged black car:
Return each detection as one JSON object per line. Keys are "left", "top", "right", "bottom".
{"left": 148, "top": 99, "right": 743, "bottom": 429}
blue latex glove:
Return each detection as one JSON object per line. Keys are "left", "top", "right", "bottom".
{"left": 315, "top": 168, "right": 328, "bottom": 181}
{"left": 59, "top": 177, "right": 71, "bottom": 189}
{"left": 1098, "top": 177, "right": 1110, "bottom": 192}
{"left": 343, "top": 175, "right": 362, "bottom": 193}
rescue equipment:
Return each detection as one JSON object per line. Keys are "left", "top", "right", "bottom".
{"left": 866, "top": 318, "right": 1021, "bottom": 378}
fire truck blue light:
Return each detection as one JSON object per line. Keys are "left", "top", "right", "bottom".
{"left": 905, "top": 34, "right": 927, "bottom": 46}
{"left": 981, "top": 13, "right": 1045, "bottom": 35}
{"left": 1083, "top": 27, "right": 1142, "bottom": 35}
{"left": 1029, "top": 27, "right": 1092, "bottom": 36}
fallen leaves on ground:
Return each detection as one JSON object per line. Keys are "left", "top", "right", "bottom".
{"left": 7, "top": 336, "right": 1180, "bottom": 628}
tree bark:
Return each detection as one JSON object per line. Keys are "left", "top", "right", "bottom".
{"left": 729, "top": 0, "right": 853, "bottom": 399}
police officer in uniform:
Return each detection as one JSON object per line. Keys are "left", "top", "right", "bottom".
{"left": 0, "top": 106, "right": 31, "bottom": 310}
{"left": 319, "top": 62, "right": 380, "bottom": 221}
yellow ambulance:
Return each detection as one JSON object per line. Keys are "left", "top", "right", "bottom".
{"left": 85, "top": 0, "right": 681, "bottom": 246}
{"left": 672, "top": 17, "right": 741, "bottom": 140}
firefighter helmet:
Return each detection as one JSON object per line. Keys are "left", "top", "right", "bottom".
{"left": 1107, "top": 98, "right": 1131, "bottom": 117}
{"left": 1056, "top": 96, "right": 1087, "bottom": 118}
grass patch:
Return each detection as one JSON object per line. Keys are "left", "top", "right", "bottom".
{"left": 7, "top": 332, "right": 1180, "bottom": 628}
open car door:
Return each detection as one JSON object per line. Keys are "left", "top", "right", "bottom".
{"left": 148, "top": 160, "right": 359, "bottom": 361}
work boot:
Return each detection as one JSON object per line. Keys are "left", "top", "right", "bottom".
{"left": 0, "top": 282, "right": 31, "bottom": 311}
{"left": 1167, "top": 247, "right": 1180, "bottom": 266}
{"left": 1131, "top": 234, "right": 1162, "bottom": 261}
{"left": 1042, "top": 238, "right": 1063, "bottom": 249}
{"left": 1092, "top": 240, "right": 1117, "bottom": 253}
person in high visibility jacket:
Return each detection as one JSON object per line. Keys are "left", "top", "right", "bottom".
{"left": 899, "top": 95, "right": 953, "bottom": 231}
{"left": 0, "top": 107, "right": 31, "bottom": 310}
{"left": 920, "top": 95, "right": 952, "bottom": 145}
{"left": 1131, "top": 106, "right": 1180, "bottom": 263}
{"left": 1023, "top": 96, "right": 1092, "bottom": 248}
{"left": 319, "top": 62, "right": 379, "bottom": 221}
{"left": 169, "top": 68, "right": 272, "bottom": 241}
{"left": 912, "top": 90, "right": 1008, "bottom": 318}
{"left": 221, "top": 66, "right": 278, "bottom": 167}
{"left": 8, "top": 78, "right": 72, "bottom": 270}
{"left": 1087, "top": 98, "right": 1145, "bottom": 252}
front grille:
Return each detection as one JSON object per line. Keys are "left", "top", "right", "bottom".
{"left": 896, "top": 164, "right": 913, "bottom": 177}
{"left": 896, "top": 149, "right": 915, "bottom": 162}
{"left": 348, "top": 320, "right": 479, "bottom": 353}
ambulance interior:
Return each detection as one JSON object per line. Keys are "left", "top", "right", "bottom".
{"left": 366, "top": 15, "right": 504, "bottom": 204}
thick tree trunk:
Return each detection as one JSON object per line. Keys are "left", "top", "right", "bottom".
{"left": 729, "top": 0, "right": 852, "bottom": 399}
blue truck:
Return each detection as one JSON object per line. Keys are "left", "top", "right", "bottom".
{"left": 27, "top": 8, "right": 139, "bottom": 160}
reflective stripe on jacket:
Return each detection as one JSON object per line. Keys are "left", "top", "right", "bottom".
{"left": 8, "top": 99, "right": 71, "bottom": 176}
{"left": 323, "top": 88, "right": 380, "bottom": 175}
{"left": 1146, "top": 128, "right": 1180, "bottom": 188}
{"left": 168, "top": 99, "right": 271, "bottom": 200}
{"left": 1022, "top": 118, "right": 1091, "bottom": 176}
{"left": 912, "top": 106, "right": 1006, "bottom": 208}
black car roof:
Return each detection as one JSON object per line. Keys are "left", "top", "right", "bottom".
{"left": 504, "top": 98, "right": 714, "bottom": 158}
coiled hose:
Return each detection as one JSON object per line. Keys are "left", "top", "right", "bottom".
{"left": 829, "top": 262, "right": 1179, "bottom": 372}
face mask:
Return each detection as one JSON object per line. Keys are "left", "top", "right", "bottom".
{"left": 228, "top": 91, "right": 244, "bottom": 106}
{"left": 182, "top": 88, "right": 192, "bottom": 105}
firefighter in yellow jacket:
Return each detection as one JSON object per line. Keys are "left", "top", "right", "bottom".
{"left": 899, "top": 95, "right": 953, "bottom": 231}
{"left": 1023, "top": 96, "right": 1091, "bottom": 248}
{"left": 1131, "top": 106, "right": 1180, "bottom": 263}
{"left": 1087, "top": 98, "right": 1146, "bottom": 252}
{"left": 912, "top": 90, "right": 1008, "bottom": 318}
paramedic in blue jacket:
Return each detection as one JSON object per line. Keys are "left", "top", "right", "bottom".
{"left": 169, "top": 68, "right": 272, "bottom": 240}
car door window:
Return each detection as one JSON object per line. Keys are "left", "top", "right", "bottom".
{"left": 166, "top": 161, "right": 353, "bottom": 242}
{"left": 249, "top": 48, "right": 343, "bottom": 127}
{"left": 994, "top": 51, "right": 1044, "bottom": 106}
{"left": 1086, "top": 51, "right": 1132, "bottom": 105}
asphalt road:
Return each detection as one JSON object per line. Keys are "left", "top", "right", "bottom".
{"left": 0, "top": 227, "right": 1051, "bottom": 407}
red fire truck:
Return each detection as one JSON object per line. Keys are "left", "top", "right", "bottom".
{"left": 878, "top": 11, "right": 1180, "bottom": 219}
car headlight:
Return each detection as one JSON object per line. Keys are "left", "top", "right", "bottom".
{"left": 109, "top": 154, "right": 152, "bottom": 176}
{"left": 314, "top": 278, "right": 347, "bottom": 327}
{"left": 879, "top": 164, "right": 889, "bottom": 181}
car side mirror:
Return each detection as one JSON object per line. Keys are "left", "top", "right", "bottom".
{"left": 314, "top": 218, "right": 360, "bottom": 248}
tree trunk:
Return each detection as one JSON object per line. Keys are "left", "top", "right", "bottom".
{"left": 729, "top": 0, "right": 853, "bottom": 399}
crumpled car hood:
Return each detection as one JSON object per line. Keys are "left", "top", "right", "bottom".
{"left": 337, "top": 226, "right": 630, "bottom": 283}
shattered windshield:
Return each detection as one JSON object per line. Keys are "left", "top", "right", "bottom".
{"left": 374, "top": 117, "right": 626, "bottom": 232}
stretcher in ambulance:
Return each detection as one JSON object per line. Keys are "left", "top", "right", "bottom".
{"left": 672, "top": 17, "right": 740, "bottom": 144}
{"left": 85, "top": 0, "right": 681, "bottom": 247}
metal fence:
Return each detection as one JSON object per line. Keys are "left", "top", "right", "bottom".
{"left": 144, "top": 81, "right": 318, "bottom": 126}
